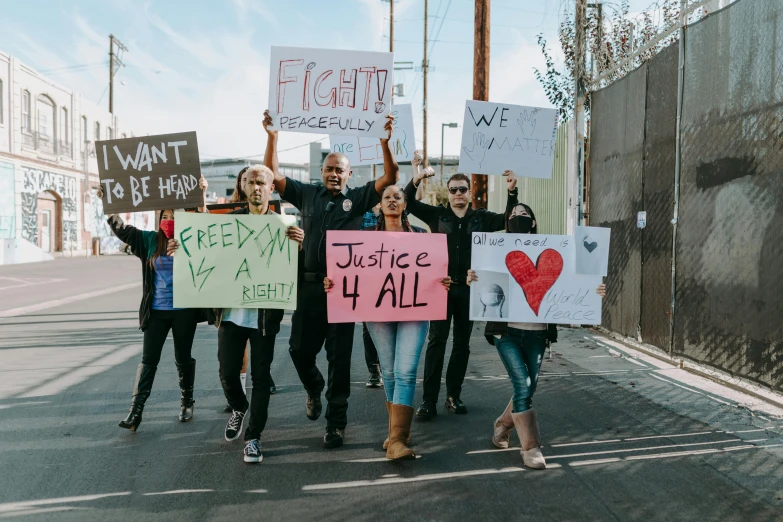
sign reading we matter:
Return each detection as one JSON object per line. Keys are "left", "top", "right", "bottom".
{"left": 173, "top": 212, "right": 298, "bottom": 310}
{"left": 329, "top": 104, "right": 416, "bottom": 165}
{"left": 326, "top": 231, "right": 448, "bottom": 323}
{"left": 469, "top": 232, "right": 605, "bottom": 325}
{"left": 458, "top": 101, "right": 559, "bottom": 178}
{"left": 268, "top": 46, "right": 394, "bottom": 139}
{"left": 96, "top": 132, "right": 203, "bottom": 213}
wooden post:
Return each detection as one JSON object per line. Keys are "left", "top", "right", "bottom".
{"left": 472, "top": 0, "right": 490, "bottom": 209}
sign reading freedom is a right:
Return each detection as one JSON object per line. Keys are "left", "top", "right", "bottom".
{"left": 173, "top": 212, "right": 298, "bottom": 309}
{"left": 326, "top": 231, "right": 448, "bottom": 323}
{"left": 267, "top": 46, "right": 394, "bottom": 138}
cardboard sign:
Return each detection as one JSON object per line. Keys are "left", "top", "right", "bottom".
{"left": 329, "top": 104, "right": 415, "bottom": 165}
{"left": 469, "top": 232, "right": 604, "bottom": 324}
{"left": 326, "top": 231, "right": 448, "bottom": 323}
{"left": 96, "top": 132, "right": 203, "bottom": 213}
{"left": 458, "top": 101, "right": 558, "bottom": 177}
{"left": 173, "top": 212, "right": 298, "bottom": 309}
{"left": 268, "top": 46, "right": 394, "bottom": 138}
{"left": 575, "top": 226, "right": 610, "bottom": 276}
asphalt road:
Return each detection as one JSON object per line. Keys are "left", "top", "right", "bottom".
{"left": 1, "top": 256, "right": 782, "bottom": 521}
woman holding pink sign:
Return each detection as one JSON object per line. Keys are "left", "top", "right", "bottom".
{"left": 324, "top": 185, "right": 451, "bottom": 460}
{"left": 467, "top": 202, "right": 606, "bottom": 470}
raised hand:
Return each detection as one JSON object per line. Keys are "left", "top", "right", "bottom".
{"left": 412, "top": 150, "right": 423, "bottom": 168}
{"left": 199, "top": 176, "right": 208, "bottom": 191}
{"left": 462, "top": 132, "right": 490, "bottom": 167}
{"left": 415, "top": 166, "right": 436, "bottom": 185}
{"left": 502, "top": 170, "right": 518, "bottom": 191}
{"left": 263, "top": 109, "right": 277, "bottom": 137}
{"left": 381, "top": 114, "right": 395, "bottom": 143}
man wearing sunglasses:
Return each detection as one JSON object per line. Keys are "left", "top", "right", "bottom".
{"left": 404, "top": 168, "right": 518, "bottom": 420}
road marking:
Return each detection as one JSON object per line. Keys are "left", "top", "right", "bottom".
{"left": 0, "top": 400, "right": 51, "bottom": 410}
{"left": 569, "top": 442, "right": 783, "bottom": 468}
{"left": 143, "top": 489, "right": 214, "bottom": 496}
{"left": 0, "top": 492, "right": 130, "bottom": 513}
{"left": 0, "top": 282, "right": 141, "bottom": 318}
{"left": 550, "top": 439, "right": 622, "bottom": 448}
{"left": 0, "top": 276, "right": 67, "bottom": 291}
{"left": 624, "top": 431, "right": 715, "bottom": 441}
{"left": 547, "top": 439, "right": 755, "bottom": 460}
{"left": 345, "top": 455, "right": 423, "bottom": 463}
{"left": 302, "top": 467, "right": 525, "bottom": 491}
{"left": 648, "top": 373, "right": 732, "bottom": 405}
{"left": 245, "top": 490, "right": 269, "bottom": 494}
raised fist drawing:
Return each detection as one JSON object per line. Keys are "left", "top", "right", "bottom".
{"left": 517, "top": 110, "right": 538, "bottom": 137}
{"left": 462, "top": 132, "right": 491, "bottom": 167}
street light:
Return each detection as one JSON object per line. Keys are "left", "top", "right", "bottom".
{"left": 441, "top": 122, "right": 458, "bottom": 181}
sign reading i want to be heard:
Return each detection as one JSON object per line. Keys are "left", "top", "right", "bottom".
{"left": 96, "top": 131, "right": 203, "bottom": 213}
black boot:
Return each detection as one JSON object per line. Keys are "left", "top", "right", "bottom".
{"left": 177, "top": 359, "right": 196, "bottom": 422}
{"left": 119, "top": 364, "right": 156, "bottom": 431}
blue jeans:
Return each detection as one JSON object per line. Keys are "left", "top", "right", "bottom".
{"left": 494, "top": 328, "right": 548, "bottom": 413}
{"left": 366, "top": 321, "right": 429, "bottom": 407}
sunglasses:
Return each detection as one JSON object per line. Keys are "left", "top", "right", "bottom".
{"left": 448, "top": 186, "right": 469, "bottom": 195}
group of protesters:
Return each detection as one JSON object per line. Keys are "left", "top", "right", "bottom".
{"left": 104, "top": 111, "right": 606, "bottom": 467}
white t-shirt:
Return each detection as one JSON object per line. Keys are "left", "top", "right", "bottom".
{"left": 494, "top": 321, "right": 547, "bottom": 339}
{"left": 223, "top": 308, "right": 259, "bottom": 330}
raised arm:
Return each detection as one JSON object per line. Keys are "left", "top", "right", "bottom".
{"left": 404, "top": 178, "right": 440, "bottom": 224}
{"left": 263, "top": 109, "right": 285, "bottom": 196}
{"left": 107, "top": 214, "right": 153, "bottom": 259}
{"left": 486, "top": 170, "right": 519, "bottom": 230}
{"left": 374, "top": 114, "right": 400, "bottom": 195}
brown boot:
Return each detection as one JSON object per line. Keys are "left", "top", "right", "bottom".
{"left": 512, "top": 409, "right": 546, "bottom": 469}
{"left": 383, "top": 401, "right": 391, "bottom": 450}
{"left": 492, "top": 400, "right": 514, "bottom": 449}
{"left": 387, "top": 404, "right": 415, "bottom": 460}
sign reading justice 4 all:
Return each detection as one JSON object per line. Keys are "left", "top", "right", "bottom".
{"left": 173, "top": 212, "right": 298, "bottom": 310}
{"left": 96, "top": 131, "right": 203, "bottom": 213}
{"left": 326, "top": 231, "right": 448, "bottom": 323}
{"left": 469, "top": 232, "right": 604, "bottom": 325}
{"left": 267, "top": 46, "right": 394, "bottom": 139}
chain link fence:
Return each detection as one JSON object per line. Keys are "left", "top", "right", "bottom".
{"left": 588, "top": 0, "right": 782, "bottom": 392}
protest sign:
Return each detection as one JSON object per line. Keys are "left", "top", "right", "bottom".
{"left": 267, "top": 46, "right": 394, "bottom": 139}
{"left": 96, "top": 132, "right": 202, "bottom": 213}
{"left": 469, "top": 232, "right": 604, "bottom": 324}
{"left": 329, "top": 104, "right": 415, "bottom": 165}
{"left": 173, "top": 212, "right": 298, "bottom": 309}
{"left": 457, "top": 101, "right": 558, "bottom": 177}
{"left": 326, "top": 231, "right": 448, "bottom": 323}
{"left": 574, "top": 226, "right": 611, "bottom": 276}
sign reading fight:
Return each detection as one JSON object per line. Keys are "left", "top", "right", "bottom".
{"left": 469, "top": 232, "right": 604, "bottom": 325}
{"left": 173, "top": 212, "right": 298, "bottom": 309}
{"left": 267, "top": 46, "right": 394, "bottom": 139}
{"left": 326, "top": 231, "right": 448, "bottom": 323}
{"left": 96, "top": 132, "right": 203, "bottom": 213}
{"left": 329, "top": 104, "right": 416, "bottom": 165}
{"left": 458, "top": 101, "right": 559, "bottom": 177}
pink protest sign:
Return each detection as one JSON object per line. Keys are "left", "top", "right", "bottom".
{"left": 326, "top": 230, "right": 449, "bottom": 323}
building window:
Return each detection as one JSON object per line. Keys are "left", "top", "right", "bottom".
{"left": 107, "top": 126, "right": 113, "bottom": 140}
{"left": 0, "top": 79, "right": 4, "bottom": 125}
{"left": 37, "top": 95, "right": 55, "bottom": 141}
{"left": 81, "top": 116, "right": 88, "bottom": 150}
{"left": 94, "top": 121, "right": 100, "bottom": 141}
{"left": 60, "top": 107, "right": 69, "bottom": 144}
{"left": 22, "top": 90, "right": 31, "bottom": 131}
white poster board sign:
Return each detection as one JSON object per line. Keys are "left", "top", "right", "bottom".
{"left": 469, "top": 233, "right": 604, "bottom": 324}
{"left": 458, "top": 101, "right": 558, "bottom": 177}
{"left": 329, "top": 104, "right": 415, "bottom": 165}
{"left": 574, "top": 226, "right": 611, "bottom": 276}
{"left": 267, "top": 46, "right": 394, "bottom": 139}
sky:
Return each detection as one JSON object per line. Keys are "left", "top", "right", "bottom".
{"left": 0, "top": 0, "right": 665, "bottom": 165}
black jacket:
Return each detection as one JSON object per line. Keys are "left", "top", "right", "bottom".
{"left": 404, "top": 181, "right": 518, "bottom": 283}
{"left": 203, "top": 207, "right": 285, "bottom": 336}
{"left": 107, "top": 214, "right": 207, "bottom": 331}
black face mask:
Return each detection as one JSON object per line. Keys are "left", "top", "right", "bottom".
{"left": 508, "top": 216, "right": 534, "bottom": 234}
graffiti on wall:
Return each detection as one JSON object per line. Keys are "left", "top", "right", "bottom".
{"left": 20, "top": 166, "right": 79, "bottom": 249}
{"left": 90, "top": 188, "right": 156, "bottom": 253}
{"left": 0, "top": 162, "right": 14, "bottom": 239}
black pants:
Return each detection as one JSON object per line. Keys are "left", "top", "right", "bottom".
{"left": 142, "top": 309, "right": 199, "bottom": 368}
{"left": 218, "top": 321, "right": 275, "bottom": 441}
{"left": 362, "top": 323, "right": 379, "bottom": 372}
{"left": 288, "top": 281, "right": 355, "bottom": 429}
{"left": 421, "top": 284, "right": 473, "bottom": 403}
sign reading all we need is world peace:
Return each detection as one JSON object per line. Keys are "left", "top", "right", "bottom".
{"left": 173, "top": 212, "right": 298, "bottom": 309}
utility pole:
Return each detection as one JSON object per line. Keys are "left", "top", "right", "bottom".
{"left": 390, "top": 0, "right": 394, "bottom": 53}
{"left": 423, "top": 0, "right": 429, "bottom": 169}
{"left": 574, "top": 0, "right": 587, "bottom": 225}
{"left": 108, "top": 34, "right": 128, "bottom": 114}
{"left": 472, "top": 0, "right": 490, "bottom": 209}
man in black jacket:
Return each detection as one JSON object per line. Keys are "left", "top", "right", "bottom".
{"left": 404, "top": 169, "right": 518, "bottom": 419}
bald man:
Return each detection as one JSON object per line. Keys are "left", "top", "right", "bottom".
{"left": 262, "top": 110, "right": 399, "bottom": 448}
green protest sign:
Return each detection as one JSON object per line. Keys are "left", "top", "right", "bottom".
{"left": 173, "top": 212, "right": 298, "bottom": 309}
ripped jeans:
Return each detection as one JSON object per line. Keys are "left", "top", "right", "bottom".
{"left": 494, "top": 328, "right": 548, "bottom": 413}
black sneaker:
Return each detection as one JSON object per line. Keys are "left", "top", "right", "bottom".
{"left": 323, "top": 427, "right": 344, "bottom": 449}
{"left": 445, "top": 396, "right": 468, "bottom": 414}
{"left": 366, "top": 371, "right": 382, "bottom": 388}
{"left": 415, "top": 401, "right": 437, "bottom": 421}
{"left": 269, "top": 377, "right": 277, "bottom": 395}
{"left": 306, "top": 395, "right": 322, "bottom": 421}
{"left": 243, "top": 439, "right": 263, "bottom": 463}
{"left": 225, "top": 410, "right": 245, "bottom": 441}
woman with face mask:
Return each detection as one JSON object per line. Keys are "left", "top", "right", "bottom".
{"left": 467, "top": 202, "right": 606, "bottom": 469}
{"left": 323, "top": 185, "right": 451, "bottom": 460}
{"left": 99, "top": 178, "right": 209, "bottom": 431}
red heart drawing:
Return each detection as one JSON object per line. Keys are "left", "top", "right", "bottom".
{"left": 505, "top": 249, "right": 564, "bottom": 315}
